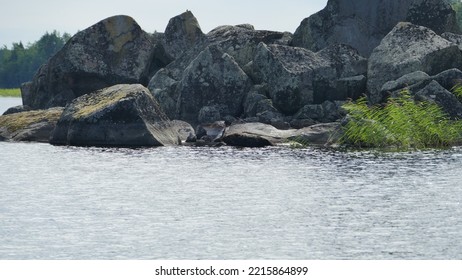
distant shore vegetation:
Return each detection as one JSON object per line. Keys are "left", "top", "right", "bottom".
{"left": 0, "top": 88, "right": 21, "bottom": 97}
{"left": 0, "top": 31, "right": 71, "bottom": 88}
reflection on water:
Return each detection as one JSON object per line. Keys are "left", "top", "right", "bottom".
{"left": 0, "top": 142, "right": 461, "bottom": 259}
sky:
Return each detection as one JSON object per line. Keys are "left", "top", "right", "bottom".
{"left": 0, "top": 0, "right": 328, "bottom": 47}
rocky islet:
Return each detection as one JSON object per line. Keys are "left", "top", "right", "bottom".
{"left": 2, "top": 0, "right": 462, "bottom": 147}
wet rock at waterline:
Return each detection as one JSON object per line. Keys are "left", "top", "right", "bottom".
{"left": 0, "top": 107, "right": 63, "bottom": 142}
{"left": 222, "top": 122, "right": 341, "bottom": 147}
{"left": 50, "top": 84, "right": 187, "bottom": 147}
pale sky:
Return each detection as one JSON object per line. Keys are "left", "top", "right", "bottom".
{"left": 0, "top": 0, "right": 328, "bottom": 47}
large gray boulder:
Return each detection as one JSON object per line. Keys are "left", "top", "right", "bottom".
{"left": 23, "top": 15, "right": 157, "bottom": 109}
{"left": 176, "top": 45, "right": 252, "bottom": 126}
{"left": 367, "top": 22, "right": 462, "bottom": 103}
{"left": 207, "top": 24, "right": 287, "bottom": 68}
{"left": 0, "top": 107, "right": 63, "bottom": 142}
{"left": 291, "top": 0, "right": 460, "bottom": 57}
{"left": 148, "top": 19, "right": 287, "bottom": 120}
{"left": 252, "top": 43, "right": 366, "bottom": 114}
{"left": 50, "top": 84, "right": 186, "bottom": 147}
{"left": 164, "top": 10, "right": 207, "bottom": 60}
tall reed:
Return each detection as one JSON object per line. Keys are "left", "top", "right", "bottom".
{"left": 341, "top": 90, "right": 462, "bottom": 149}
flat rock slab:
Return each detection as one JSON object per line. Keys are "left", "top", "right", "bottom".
{"left": 0, "top": 107, "right": 63, "bottom": 142}
{"left": 222, "top": 122, "right": 341, "bottom": 147}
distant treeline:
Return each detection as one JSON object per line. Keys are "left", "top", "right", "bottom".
{"left": 451, "top": 0, "right": 462, "bottom": 28}
{"left": 2, "top": 2, "right": 462, "bottom": 89}
{"left": 0, "top": 31, "right": 71, "bottom": 88}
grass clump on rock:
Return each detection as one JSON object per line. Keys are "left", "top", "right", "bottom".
{"left": 341, "top": 90, "right": 462, "bottom": 149}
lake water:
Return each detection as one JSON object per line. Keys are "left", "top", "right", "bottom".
{"left": 0, "top": 98, "right": 461, "bottom": 260}
{"left": 0, "top": 97, "right": 22, "bottom": 114}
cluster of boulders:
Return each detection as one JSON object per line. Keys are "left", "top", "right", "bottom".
{"left": 2, "top": 0, "right": 462, "bottom": 147}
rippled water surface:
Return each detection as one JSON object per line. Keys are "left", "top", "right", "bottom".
{"left": 1, "top": 141, "right": 461, "bottom": 259}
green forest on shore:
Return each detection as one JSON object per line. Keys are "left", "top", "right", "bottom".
{"left": 0, "top": 31, "right": 71, "bottom": 89}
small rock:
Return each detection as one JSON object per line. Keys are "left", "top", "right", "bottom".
{"left": 414, "top": 80, "right": 462, "bottom": 119}
{"left": 0, "top": 107, "right": 64, "bottom": 142}
{"left": 3, "top": 105, "right": 32, "bottom": 115}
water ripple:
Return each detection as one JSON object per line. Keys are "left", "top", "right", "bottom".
{"left": 0, "top": 142, "right": 461, "bottom": 259}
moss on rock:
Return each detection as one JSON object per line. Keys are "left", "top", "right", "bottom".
{"left": 0, "top": 108, "right": 63, "bottom": 133}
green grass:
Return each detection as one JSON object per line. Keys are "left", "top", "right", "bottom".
{"left": 340, "top": 90, "right": 462, "bottom": 149}
{"left": 0, "top": 88, "right": 21, "bottom": 97}
{"left": 452, "top": 84, "right": 462, "bottom": 103}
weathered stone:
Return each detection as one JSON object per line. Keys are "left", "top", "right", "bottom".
{"left": 335, "top": 75, "right": 367, "bottom": 101}
{"left": 243, "top": 91, "right": 269, "bottom": 118}
{"left": 3, "top": 105, "right": 32, "bottom": 115}
{"left": 50, "top": 84, "right": 182, "bottom": 147}
{"left": 222, "top": 122, "right": 341, "bottom": 147}
{"left": 432, "top": 68, "right": 462, "bottom": 90}
{"left": 253, "top": 43, "right": 366, "bottom": 114}
{"left": 292, "top": 0, "right": 460, "bottom": 57}
{"left": 148, "top": 32, "right": 175, "bottom": 76}
{"left": 367, "top": 22, "right": 462, "bottom": 103}
{"left": 271, "top": 120, "right": 291, "bottom": 130}
{"left": 381, "top": 71, "right": 430, "bottom": 93}
{"left": 176, "top": 45, "right": 252, "bottom": 126}
{"left": 164, "top": 11, "right": 206, "bottom": 59}
{"left": 20, "top": 81, "right": 32, "bottom": 107}
{"left": 294, "top": 104, "right": 325, "bottom": 121}
{"left": 148, "top": 19, "right": 289, "bottom": 122}
{"left": 24, "top": 15, "right": 157, "bottom": 109}
{"left": 222, "top": 123, "right": 287, "bottom": 147}
{"left": 171, "top": 120, "right": 196, "bottom": 142}
{"left": 407, "top": 0, "right": 459, "bottom": 35}
{"left": 257, "top": 109, "right": 284, "bottom": 124}
{"left": 147, "top": 68, "right": 180, "bottom": 119}
{"left": 384, "top": 69, "right": 462, "bottom": 99}
{"left": 195, "top": 121, "right": 226, "bottom": 142}
{"left": 414, "top": 80, "right": 462, "bottom": 119}
{"left": 288, "top": 122, "right": 342, "bottom": 146}
{"left": 290, "top": 119, "right": 316, "bottom": 129}
{"left": 293, "top": 101, "right": 344, "bottom": 123}
{"left": 207, "top": 25, "right": 287, "bottom": 68}
{"left": 198, "top": 105, "right": 223, "bottom": 124}
{"left": 0, "top": 107, "right": 63, "bottom": 142}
